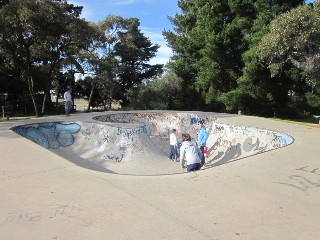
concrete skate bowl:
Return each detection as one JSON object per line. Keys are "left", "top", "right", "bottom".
{"left": 11, "top": 112, "right": 294, "bottom": 176}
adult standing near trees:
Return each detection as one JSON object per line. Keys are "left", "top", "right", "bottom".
{"left": 0, "top": 0, "right": 94, "bottom": 117}
{"left": 196, "top": 120, "right": 208, "bottom": 166}
{"left": 64, "top": 87, "right": 72, "bottom": 116}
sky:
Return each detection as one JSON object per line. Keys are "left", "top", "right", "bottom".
{"left": 68, "top": 0, "right": 315, "bottom": 66}
{"left": 68, "top": 0, "right": 181, "bottom": 65}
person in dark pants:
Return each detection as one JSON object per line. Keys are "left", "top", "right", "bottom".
{"left": 180, "top": 133, "right": 202, "bottom": 172}
{"left": 196, "top": 120, "right": 208, "bottom": 166}
{"left": 168, "top": 129, "right": 177, "bottom": 161}
{"left": 64, "top": 87, "right": 72, "bottom": 116}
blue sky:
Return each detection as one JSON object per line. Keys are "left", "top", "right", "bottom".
{"left": 68, "top": 0, "right": 180, "bottom": 65}
{"left": 68, "top": 0, "right": 315, "bottom": 65}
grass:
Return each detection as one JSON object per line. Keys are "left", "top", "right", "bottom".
{"left": 267, "top": 117, "right": 320, "bottom": 127}
{"left": 1, "top": 108, "right": 320, "bottom": 128}
{"left": 0, "top": 115, "right": 36, "bottom": 122}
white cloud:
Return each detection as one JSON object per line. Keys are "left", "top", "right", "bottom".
{"left": 141, "top": 27, "right": 172, "bottom": 65}
{"left": 112, "top": 0, "right": 137, "bottom": 5}
{"left": 106, "top": 0, "right": 154, "bottom": 6}
{"left": 149, "top": 56, "right": 171, "bottom": 65}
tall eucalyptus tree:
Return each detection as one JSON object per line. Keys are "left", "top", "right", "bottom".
{"left": 114, "top": 17, "right": 163, "bottom": 105}
{"left": 258, "top": 0, "right": 320, "bottom": 112}
{"left": 164, "top": 0, "right": 304, "bottom": 114}
{"left": 0, "top": 0, "right": 95, "bottom": 116}
{"left": 84, "top": 16, "right": 163, "bottom": 109}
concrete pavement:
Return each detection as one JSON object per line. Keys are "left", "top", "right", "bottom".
{"left": 0, "top": 111, "right": 319, "bottom": 240}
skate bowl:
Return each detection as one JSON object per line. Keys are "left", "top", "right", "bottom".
{"left": 11, "top": 112, "right": 294, "bottom": 176}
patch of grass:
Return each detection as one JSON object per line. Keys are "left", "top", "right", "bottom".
{"left": 0, "top": 116, "right": 36, "bottom": 122}
{"left": 268, "top": 117, "right": 320, "bottom": 127}
{"left": 74, "top": 99, "right": 89, "bottom": 104}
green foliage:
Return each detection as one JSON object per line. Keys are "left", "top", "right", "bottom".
{"left": 127, "top": 70, "right": 183, "bottom": 110}
{"left": 83, "top": 16, "right": 163, "bottom": 108}
{"left": 0, "top": 2, "right": 162, "bottom": 115}
{"left": 258, "top": 1, "right": 320, "bottom": 85}
{"left": 114, "top": 18, "right": 163, "bottom": 104}
{"left": 221, "top": 0, "right": 304, "bottom": 116}
{"left": 305, "top": 92, "right": 320, "bottom": 108}
{"left": 0, "top": 0, "right": 9, "bottom": 8}
{"left": 2, "top": 0, "right": 319, "bottom": 117}
{"left": 164, "top": 0, "right": 303, "bottom": 113}
{"left": 0, "top": 0, "right": 95, "bottom": 116}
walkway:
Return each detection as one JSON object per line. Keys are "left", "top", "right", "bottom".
{"left": 0, "top": 111, "right": 319, "bottom": 240}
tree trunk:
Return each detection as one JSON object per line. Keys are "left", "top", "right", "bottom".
{"left": 41, "top": 94, "right": 46, "bottom": 115}
{"left": 25, "top": 53, "right": 40, "bottom": 117}
{"left": 55, "top": 84, "right": 60, "bottom": 110}
{"left": 102, "top": 99, "right": 107, "bottom": 111}
{"left": 86, "top": 86, "right": 94, "bottom": 112}
{"left": 27, "top": 75, "right": 40, "bottom": 117}
{"left": 41, "top": 79, "right": 51, "bottom": 115}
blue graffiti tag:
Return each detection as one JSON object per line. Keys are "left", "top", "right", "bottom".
{"left": 12, "top": 122, "right": 81, "bottom": 149}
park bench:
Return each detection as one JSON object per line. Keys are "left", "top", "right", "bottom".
{"left": 313, "top": 115, "right": 320, "bottom": 124}
{"left": 1, "top": 111, "right": 11, "bottom": 120}
{"left": 1, "top": 106, "right": 11, "bottom": 120}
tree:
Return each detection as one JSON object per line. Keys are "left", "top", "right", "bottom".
{"left": 127, "top": 70, "right": 183, "bottom": 110}
{"left": 114, "top": 18, "right": 163, "bottom": 105}
{"left": 83, "top": 16, "right": 163, "bottom": 109}
{"left": 0, "top": 0, "right": 95, "bottom": 116}
{"left": 164, "top": 0, "right": 304, "bottom": 115}
{"left": 164, "top": 0, "right": 263, "bottom": 111}
{"left": 257, "top": 0, "right": 320, "bottom": 112}
{"left": 164, "top": 0, "right": 211, "bottom": 110}
{"left": 258, "top": 1, "right": 320, "bottom": 85}
{"left": 0, "top": 0, "right": 9, "bottom": 8}
{"left": 221, "top": 0, "right": 304, "bottom": 116}
{"left": 80, "top": 15, "right": 125, "bottom": 111}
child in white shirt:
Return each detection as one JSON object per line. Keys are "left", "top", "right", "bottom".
{"left": 168, "top": 129, "right": 177, "bottom": 161}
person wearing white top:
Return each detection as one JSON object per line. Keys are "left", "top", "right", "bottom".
{"left": 64, "top": 87, "right": 72, "bottom": 116}
{"left": 168, "top": 129, "right": 177, "bottom": 161}
{"left": 180, "top": 133, "right": 202, "bottom": 171}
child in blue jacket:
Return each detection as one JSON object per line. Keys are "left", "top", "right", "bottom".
{"left": 196, "top": 120, "right": 208, "bottom": 166}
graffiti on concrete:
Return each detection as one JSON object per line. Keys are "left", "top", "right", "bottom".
{"left": 94, "top": 112, "right": 216, "bottom": 139}
{"left": 92, "top": 113, "right": 293, "bottom": 167}
{"left": 78, "top": 123, "right": 149, "bottom": 162}
{"left": 206, "top": 123, "right": 294, "bottom": 166}
{"left": 93, "top": 113, "right": 217, "bottom": 158}
{"left": 275, "top": 166, "right": 320, "bottom": 192}
{"left": 3, "top": 204, "right": 88, "bottom": 227}
{"left": 11, "top": 113, "right": 294, "bottom": 174}
{"left": 12, "top": 122, "right": 80, "bottom": 149}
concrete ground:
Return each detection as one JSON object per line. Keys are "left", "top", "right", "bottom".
{"left": 0, "top": 111, "right": 319, "bottom": 240}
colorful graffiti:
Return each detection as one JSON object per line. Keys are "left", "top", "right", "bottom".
{"left": 93, "top": 112, "right": 216, "bottom": 140}
{"left": 78, "top": 123, "right": 149, "bottom": 162}
{"left": 206, "top": 123, "right": 294, "bottom": 166}
{"left": 11, "top": 112, "right": 294, "bottom": 175}
{"left": 12, "top": 122, "right": 80, "bottom": 149}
